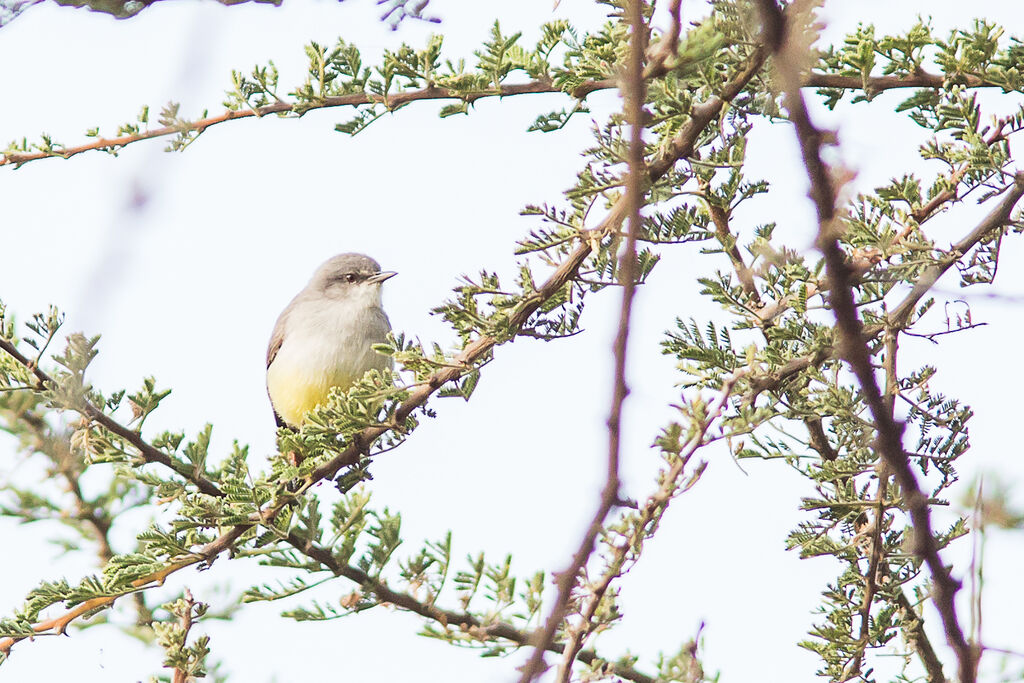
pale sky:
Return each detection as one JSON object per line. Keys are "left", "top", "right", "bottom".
{"left": 1, "top": 1, "right": 1023, "bottom": 681}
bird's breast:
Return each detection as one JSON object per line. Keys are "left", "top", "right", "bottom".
{"left": 267, "top": 297, "right": 392, "bottom": 426}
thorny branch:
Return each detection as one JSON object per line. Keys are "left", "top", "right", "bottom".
{"left": 554, "top": 372, "right": 743, "bottom": 682}
{"left": 515, "top": 20, "right": 769, "bottom": 683}
{"left": 3, "top": 69, "right": 1014, "bottom": 169}
{"left": 281, "top": 531, "right": 657, "bottom": 683}
{"left": 0, "top": 38, "right": 768, "bottom": 658}
{"left": 752, "top": 3, "right": 1024, "bottom": 683}
{"left": 522, "top": 0, "right": 648, "bottom": 680}
{"left": 0, "top": 338, "right": 224, "bottom": 498}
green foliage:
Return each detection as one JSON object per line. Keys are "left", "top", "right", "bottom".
{"left": 4, "top": 3, "right": 1024, "bottom": 683}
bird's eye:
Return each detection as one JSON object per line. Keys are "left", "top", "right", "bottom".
{"left": 345, "top": 273, "right": 357, "bottom": 283}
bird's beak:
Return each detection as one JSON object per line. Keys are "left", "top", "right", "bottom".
{"left": 367, "top": 271, "right": 397, "bottom": 284}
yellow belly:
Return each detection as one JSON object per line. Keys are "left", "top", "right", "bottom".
{"left": 266, "top": 363, "right": 356, "bottom": 427}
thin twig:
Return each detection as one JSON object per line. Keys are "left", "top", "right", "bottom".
{"left": 895, "top": 589, "right": 946, "bottom": 683}
{"left": 0, "top": 79, "right": 612, "bottom": 167}
{"left": 708, "top": 203, "right": 762, "bottom": 305}
{"left": 555, "top": 372, "right": 742, "bottom": 681}
{"left": 903, "top": 322, "right": 988, "bottom": 344}
{"left": 171, "top": 589, "right": 198, "bottom": 683}
{"left": 645, "top": 0, "right": 682, "bottom": 75}
{"left": 553, "top": 0, "right": 649, "bottom": 677}
{"left": 847, "top": 330, "right": 897, "bottom": 679}
{"left": 0, "top": 523, "right": 247, "bottom": 657}
{"left": 515, "top": 19, "right": 770, "bottom": 683}
{"left": 888, "top": 180, "right": 1024, "bottom": 328}
{"left": 969, "top": 478, "right": 985, "bottom": 655}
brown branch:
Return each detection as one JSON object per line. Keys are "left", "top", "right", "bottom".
{"left": 748, "top": 347, "right": 828, "bottom": 398}
{"left": 59, "top": 448, "right": 156, "bottom": 625}
{"left": 520, "top": 4, "right": 648, "bottom": 680}
{"left": 4, "top": 62, "right": 1010, "bottom": 170}
{"left": 551, "top": 1, "right": 648, "bottom": 679}
{"left": 0, "top": 10, "right": 768, "bottom": 662}
{"left": 171, "top": 589, "right": 199, "bottom": 683}
{"left": 911, "top": 165, "right": 970, "bottom": 224}
{"left": 645, "top": 0, "right": 682, "bottom": 76}
{"left": 0, "top": 338, "right": 224, "bottom": 498}
{"left": 896, "top": 589, "right": 947, "bottom": 683}
{"left": 847, "top": 330, "right": 898, "bottom": 679}
{"left": 803, "top": 71, "right": 992, "bottom": 94}
{"left": 282, "top": 530, "right": 657, "bottom": 683}
{"left": 0, "top": 79, "right": 613, "bottom": 168}
{"left": 902, "top": 119, "right": 1016, "bottom": 232}
{"left": 2, "top": 407, "right": 155, "bottom": 625}
{"left": 754, "top": 2, "right": 979, "bottom": 681}
{"left": 0, "top": 521, "right": 247, "bottom": 657}
{"left": 554, "top": 372, "right": 740, "bottom": 682}
{"left": 888, "top": 178, "right": 1024, "bottom": 329}
{"left": 514, "top": 25, "right": 769, "bottom": 683}
{"left": 708, "top": 203, "right": 761, "bottom": 305}
{"left": 804, "top": 416, "right": 837, "bottom": 461}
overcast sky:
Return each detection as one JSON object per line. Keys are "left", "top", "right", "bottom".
{"left": 1, "top": 1, "right": 1023, "bottom": 681}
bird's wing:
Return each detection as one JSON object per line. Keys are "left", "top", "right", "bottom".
{"left": 267, "top": 310, "right": 289, "bottom": 428}
{"left": 266, "top": 315, "right": 286, "bottom": 369}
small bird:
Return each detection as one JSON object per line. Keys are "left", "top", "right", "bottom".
{"left": 266, "top": 253, "right": 396, "bottom": 428}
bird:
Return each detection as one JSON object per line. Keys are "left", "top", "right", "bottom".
{"left": 266, "top": 253, "right": 396, "bottom": 428}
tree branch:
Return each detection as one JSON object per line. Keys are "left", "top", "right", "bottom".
{"left": 554, "top": 371, "right": 741, "bottom": 681}
{"left": 512, "top": 23, "right": 768, "bottom": 683}
{"left": 547, "top": 0, "right": 648, "bottom": 679}
{"left": 846, "top": 330, "right": 897, "bottom": 680}
{"left": 0, "top": 37, "right": 768, "bottom": 653}
{"left": 803, "top": 71, "right": 995, "bottom": 95}
{"left": 708, "top": 203, "right": 761, "bottom": 305}
{"left": 889, "top": 178, "right": 1024, "bottom": 328}
{"left": 896, "top": 588, "right": 947, "bottom": 683}
{"left": 0, "top": 338, "right": 225, "bottom": 498}
{"left": 518, "top": 2, "right": 647, "bottom": 676}
{"left": 0, "top": 523, "right": 248, "bottom": 657}
{"left": 0, "top": 79, "right": 612, "bottom": 168}
{"left": 5, "top": 68, "right": 1007, "bottom": 169}
{"left": 281, "top": 530, "right": 657, "bottom": 683}
{"left": 754, "top": 2, "right": 983, "bottom": 681}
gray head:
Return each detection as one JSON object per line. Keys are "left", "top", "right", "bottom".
{"left": 309, "top": 253, "right": 397, "bottom": 299}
